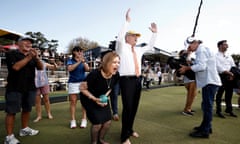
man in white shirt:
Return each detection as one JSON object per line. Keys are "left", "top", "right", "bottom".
{"left": 115, "top": 8, "right": 157, "bottom": 144}
{"left": 179, "top": 36, "right": 221, "bottom": 138}
{"left": 157, "top": 68, "right": 162, "bottom": 85}
{"left": 215, "top": 40, "right": 237, "bottom": 118}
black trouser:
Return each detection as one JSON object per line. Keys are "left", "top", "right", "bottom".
{"left": 216, "top": 74, "right": 234, "bottom": 113}
{"left": 158, "top": 76, "right": 162, "bottom": 85}
{"left": 119, "top": 76, "right": 142, "bottom": 142}
{"left": 146, "top": 79, "right": 151, "bottom": 89}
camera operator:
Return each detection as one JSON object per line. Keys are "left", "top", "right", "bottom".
{"left": 178, "top": 50, "right": 197, "bottom": 116}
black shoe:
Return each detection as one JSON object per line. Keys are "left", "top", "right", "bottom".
{"left": 228, "top": 112, "right": 237, "bottom": 117}
{"left": 216, "top": 112, "right": 226, "bottom": 118}
{"left": 225, "top": 110, "right": 238, "bottom": 117}
{"left": 189, "top": 131, "right": 209, "bottom": 138}
{"left": 190, "top": 110, "right": 196, "bottom": 113}
{"left": 182, "top": 111, "right": 193, "bottom": 116}
{"left": 193, "top": 126, "right": 212, "bottom": 134}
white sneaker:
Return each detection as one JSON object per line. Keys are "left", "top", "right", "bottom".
{"left": 80, "top": 119, "right": 87, "bottom": 128}
{"left": 19, "top": 127, "right": 39, "bottom": 136}
{"left": 4, "top": 134, "right": 20, "bottom": 144}
{"left": 70, "top": 120, "right": 77, "bottom": 129}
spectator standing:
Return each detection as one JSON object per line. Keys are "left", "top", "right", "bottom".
{"left": 67, "top": 46, "right": 90, "bottom": 128}
{"left": 33, "top": 48, "right": 57, "bottom": 122}
{"left": 215, "top": 40, "right": 237, "bottom": 118}
{"left": 115, "top": 8, "right": 158, "bottom": 144}
{"left": 4, "top": 36, "right": 43, "bottom": 144}
{"left": 157, "top": 68, "right": 162, "bottom": 85}
{"left": 145, "top": 69, "right": 152, "bottom": 89}
{"left": 179, "top": 36, "right": 221, "bottom": 138}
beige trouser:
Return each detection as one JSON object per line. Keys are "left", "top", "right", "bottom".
{"left": 184, "top": 81, "right": 197, "bottom": 112}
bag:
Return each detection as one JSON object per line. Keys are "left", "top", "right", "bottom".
{"left": 35, "top": 62, "right": 49, "bottom": 88}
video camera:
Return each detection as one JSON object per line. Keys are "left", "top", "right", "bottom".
{"left": 167, "top": 52, "right": 195, "bottom": 80}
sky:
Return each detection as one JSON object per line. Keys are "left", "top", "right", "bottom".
{"left": 1, "top": 0, "right": 240, "bottom": 55}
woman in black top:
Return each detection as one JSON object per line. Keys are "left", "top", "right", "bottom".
{"left": 80, "top": 51, "right": 120, "bottom": 144}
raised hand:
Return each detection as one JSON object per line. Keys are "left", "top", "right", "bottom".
{"left": 126, "top": 8, "right": 131, "bottom": 22}
{"left": 149, "top": 22, "right": 157, "bottom": 33}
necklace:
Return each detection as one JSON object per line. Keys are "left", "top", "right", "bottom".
{"left": 106, "top": 78, "right": 112, "bottom": 89}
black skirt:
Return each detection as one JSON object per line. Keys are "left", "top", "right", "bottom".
{"left": 80, "top": 93, "right": 111, "bottom": 125}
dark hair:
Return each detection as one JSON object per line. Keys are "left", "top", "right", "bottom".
{"left": 217, "top": 40, "right": 227, "bottom": 48}
{"left": 72, "top": 46, "right": 83, "bottom": 57}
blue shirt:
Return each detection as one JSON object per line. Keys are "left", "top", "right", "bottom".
{"left": 67, "top": 58, "right": 86, "bottom": 83}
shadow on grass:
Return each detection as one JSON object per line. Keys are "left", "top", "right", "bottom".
{"left": 0, "top": 86, "right": 240, "bottom": 144}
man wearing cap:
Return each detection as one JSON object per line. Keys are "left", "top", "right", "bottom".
{"left": 4, "top": 36, "right": 43, "bottom": 144}
{"left": 115, "top": 8, "right": 157, "bottom": 144}
{"left": 179, "top": 36, "right": 221, "bottom": 138}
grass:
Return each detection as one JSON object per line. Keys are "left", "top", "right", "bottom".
{"left": 0, "top": 86, "right": 240, "bottom": 144}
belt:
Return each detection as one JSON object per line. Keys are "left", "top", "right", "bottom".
{"left": 121, "top": 75, "right": 140, "bottom": 79}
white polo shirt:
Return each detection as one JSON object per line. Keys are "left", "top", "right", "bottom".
{"left": 216, "top": 51, "right": 235, "bottom": 74}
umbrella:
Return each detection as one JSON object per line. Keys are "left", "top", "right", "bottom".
{"left": 0, "top": 28, "right": 23, "bottom": 42}
{"left": 0, "top": 44, "right": 18, "bottom": 49}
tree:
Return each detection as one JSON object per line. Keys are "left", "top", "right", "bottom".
{"left": 232, "top": 54, "right": 240, "bottom": 65}
{"left": 67, "top": 37, "right": 98, "bottom": 53}
{"left": 25, "top": 31, "right": 59, "bottom": 54}
{"left": 0, "top": 38, "right": 14, "bottom": 45}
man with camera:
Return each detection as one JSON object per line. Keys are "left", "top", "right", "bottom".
{"left": 215, "top": 40, "right": 237, "bottom": 118}
{"left": 179, "top": 36, "right": 221, "bottom": 138}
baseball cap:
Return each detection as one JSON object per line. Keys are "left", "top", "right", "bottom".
{"left": 126, "top": 30, "right": 141, "bottom": 37}
{"left": 184, "top": 36, "right": 202, "bottom": 49}
{"left": 18, "top": 36, "right": 34, "bottom": 44}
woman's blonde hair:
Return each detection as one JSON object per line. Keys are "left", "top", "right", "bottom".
{"left": 99, "top": 51, "right": 119, "bottom": 73}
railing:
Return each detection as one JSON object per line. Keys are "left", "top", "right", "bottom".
{"left": 0, "top": 70, "right": 69, "bottom": 94}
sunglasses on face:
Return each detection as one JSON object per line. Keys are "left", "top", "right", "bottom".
{"left": 73, "top": 49, "right": 83, "bottom": 52}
